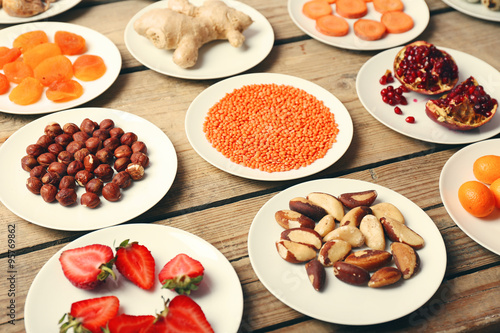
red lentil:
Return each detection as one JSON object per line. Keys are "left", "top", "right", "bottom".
{"left": 203, "top": 83, "right": 339, "bottom": 173}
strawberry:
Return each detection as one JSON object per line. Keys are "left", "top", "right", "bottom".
{"left": 115, "top": 239, "right": 156, "bottom": 290}
{"left": 158, "top": 253, "right": 205, "bottom": 295}
{"left": 104, "top": 313, "right": 155, "bottom": 333}
{"left": 59, "top": 295, "right": 120, "bottom": 333}
{"left": 59, "top": 244, "right": 116, "bottom": 290}
{"left": 143, "top": 295, "right": 214, "bottom": 333}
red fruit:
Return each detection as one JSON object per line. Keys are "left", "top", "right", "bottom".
{"left": 158, "top": 253, "right": 204, "bottom": 295}
{"left": 394, "top": 40, "right": 459, "bottom": 95}
{"left": 143, "top": 295, "right": 214, "bottom": 333}
{"left": 425, "top": 76, "right": 498, "bottom": 130}
{"left": 379, "top": 69, "right": 394, "bottom": 85}
{"left": 115, "top": 239, "right": 156, "bottom": 290}
{"left": 105, "top": 313, "right": 155, "bottom": 333}
{"left": 59, "top": 244, "right": 115, "bottom": 290}
{"left": 59, "top": 296, "right": 119, "bottom": 333}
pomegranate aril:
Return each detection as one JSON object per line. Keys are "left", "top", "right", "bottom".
{"left": 405, "top": 116, "right": 415, "bottom": 123}
{"left": 394, "top": 107, "right": 403, "bottom": 115}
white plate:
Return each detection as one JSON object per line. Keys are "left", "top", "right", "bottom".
{"left": 442, "top": 0, "right": 500, "bottom": 22}
{"left": 356, "top": 46, "right": 500, "bottom": 144}
{"left": 25, "top": 223, "right": 243, "bottom": 333}
{"left": 185, "top": 73, "right": 354, "bottom": 181}
{"left": 248, "top": 178, "right": 447, "bottom": 325}
{"left": 0, "top": 22, "right": 121, "bottom": 115}
{"left": 440, "top": 139, "right": 500, "bottom": 255}
{"left": 0, "top": 0, "right": 81, "bottom": 24}
{"left": 288, "top": 0, "right": 429, "bottom": 51}
{"left": 124, "top": 0, "right": 274, "bottom": 80}
{"left": 0, "top": 108, "right": 177, "bottom": 231}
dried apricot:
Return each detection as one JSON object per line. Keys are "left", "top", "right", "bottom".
{"left": 473, "top": 155, "right": 500, "bottom": 185}
{"left": 46, "top": 80, "right": 84, "bottom": 102}
{"left": 0, "top": 47, "right": 22, "bottom": 69}
{"left": 458, "top": 180, "right": 495, "bottom": 218}
{"left": 73, "top": 55, "right": 107, "bottom": 81}
{"left": 9, "top": 77, "right": 44, "bottom": 105}
{"left": 55, "top": 30, "right": 86, "bottom": 55}
{"left": 34, "top": 55, "right": 74, "bottom": 87}
{"left": 3, "top": 61, "right": 34, "bottom": 84}
{"left": 13, "top": 30, "right": 49, "bottom": 53}
{"left": 23, "top": 43, "right": 62, "bottom": 71}
{"left": 0, "top": 73, "right": 10, "bottom": 95}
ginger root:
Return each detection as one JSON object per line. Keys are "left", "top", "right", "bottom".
{"left": 2, "top": 0, "right": 56, "bottom": 18}
{"left": 134, "top": 0, "right": 253, "bottom": 69}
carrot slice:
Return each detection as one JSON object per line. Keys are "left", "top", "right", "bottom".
{"left": 23, "top": 43, "right": 62, "bottom": 70}
{"left": 34, "top": 55, "right": 74, "bottom": 87}
{"left": 54, "top": 30, "right": 87, "bottom": 55}
{"left": 46, "top": 80, "right": 84, "bottom": 102}
{"left": 315, "top": 15, "right": 349, "bottom": 36}
{"left": 373, "top": 0, "right": 404, "bottom": 13}
{"left": 353, "top": 19, "right": 387, "bottom": 41}
{"left": 303, "top": 0, "right": 333, "bottom": 20}
{"left": 13, "top": 30, "right": 49, "bottom": 54}
{"left": 9, "top": 77, "right": 44, "bottom": 105}
{"left": 0, "top": 73, "right": 10, "bottom": 95}
{"left": 0, "top": 47, "right": 21, "bottom": 70}
{"left": 73, "top": 55, "right": 107, "bottom": 81}
{"left": 3, "top": 61, "right": 34, "bottom": 84}
{"left": 381, "top": 11, "right": 414, "bottom": 34}
{"left": 336, "top": 0, "right": 368, "bottom": 19}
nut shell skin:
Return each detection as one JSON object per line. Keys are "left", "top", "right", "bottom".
{"left": 102, "top": 183, "right": 121, "bottom": 202}
{"left": 56, "top": 188, "right": 77, "bottom": 206}
{"left": 81, "top": 192, "right": 101, "bottom": 209}
{"left": 333, "top": 261, "right": 370, "bottom": 286}
{"left": 305, "top": 259, "right": 326, "bottom": 291}
{"left": 368, "top": 267, "right": 402, "bottom": 288}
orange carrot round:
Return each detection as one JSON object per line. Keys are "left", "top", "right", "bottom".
{"left": 373, "top": 0, "right": 404, "bottom": 13}
{"left": 0, "top": 47, "right": 22, "bottom": 70}
{"left": 23, "top": 43, "right": 62, "bottom": 71}
{"left": 13, "top": 30, "right": 49, "bottom": 54}
{"left": 9, "top": 77, "right": 44, "bottom": 105}
{"left": 353, "top": 19, "right": 387, "bottom": 41}
{"left": 46, "top": 80, "right": 84, "bottom": 102}
{"left": 3, "top": 61, "right": 34, "bottom": 84}
{"left": 381, "top": 11, "right": 414, "bottom": 34}
{"left": 0, "top": 73, "right": 10, "bottom": 95}
{"left": 315, "top": 15, "right": 349, "bottom": 37}
{"left": 302, "top": 0, "right": 333, "bottom": 20}
{"left": 336, "top": 0, "right": 368, "bottom": 19}
{"left": 34, "top": 55, "right": 74, "bottom": 87}
{"left": 55, "top": 30, "right": 87, "bottom": 55}
{"left": 73, "top": 55, "right": 107, "bottom": 81}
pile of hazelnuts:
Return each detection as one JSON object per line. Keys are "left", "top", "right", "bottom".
{"left": 22, "top": 118, "right": 149, "bottom": 208}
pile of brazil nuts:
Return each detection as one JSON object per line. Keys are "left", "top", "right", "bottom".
{"left": 274, "top": 190, "right": 425, "bottom": 290}
{"left": 22, "top": 118, "right": 149, "bottom": 208}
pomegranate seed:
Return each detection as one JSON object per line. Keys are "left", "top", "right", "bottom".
{"left": 394, "top": 107, "right": 402, "bottom": 115}
{"left": 405, "top": 116, "right": 415, "bottom": 123}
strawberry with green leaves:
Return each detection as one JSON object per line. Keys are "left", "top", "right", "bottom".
{"left": 59, "top": 295, "right": 119, "bottom": 333}
{"left": 59, "top": 244, "right": 116, "bottom": 290}
{"left": 158, "top": 253, "right": 205, "bottom": 295}
{"left": 104, "top": 313, "right": 155, "bottom": 333}
{"left": 115, "top": 239, "right": 156, "bottom": 290}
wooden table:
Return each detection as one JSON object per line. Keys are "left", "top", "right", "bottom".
{"left": 1, "top": 0, "right": 499, "bottom": 332}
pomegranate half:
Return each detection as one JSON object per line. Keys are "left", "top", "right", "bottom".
{"left": 394, "top": 41, "right": 459, "bottom": 95}
{"left": 425, "top": 76, "right": 498, "bottom": 131}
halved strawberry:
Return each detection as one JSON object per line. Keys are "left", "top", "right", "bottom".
{"left": 59, "top": 244, "right": 116, "bottom": 290}
{"left": 158, "top": 253, "right": 204, "bottom": 295}
{"left": 104, "top": 313, "right": 155, "bottom": 333}
{"left": 59, "top": 295, "right": 120, "bottom": 333}
{"left": 143, "top": 295, "right": 214, "bottom": 333}
{"left": 115, "top": 239, "right": 156, "bottom": 290}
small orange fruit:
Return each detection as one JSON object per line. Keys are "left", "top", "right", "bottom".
{"left": 473, "top": 155, "right": 500, "bottom": 185}
{"left": 458, "top": 181, "right": 495, "bottom": 217}
{"left": 489, "top": 178, "right": 500, "bottom": 209}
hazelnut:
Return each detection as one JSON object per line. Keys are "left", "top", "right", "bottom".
{"left": 75, "top": 170, "right": 94, "bottom": 187}
{"left": 74, "top": 148, "right": 90, "bottom": 162}
{"left": 47, "top": 162, "right": 67, "bottom": 176}
{"left": 103, "top": 136, "right": 120, "bottom": 151}
{"left": 56, "top": 188, "right": 77, "bottom": 206}
{"left": 66, "top": 141, "right": 85, "bottom": 155}
{"left": 94, "top": 163, "right": 114, "bottom": 182}
{"left": 44, "top": 122, "right": 63, "bottom": 138}
{"left": 85, "top": 178, "right": 103, "bottom": 195}
{"left": 113, "top": 157, "right": 130, "bottom": 172}
{"left": 131, "top": 141, "right": 147, "bottom": 154}
{"left": 37, "top": 152, "right": 57, "bottom": 167}
{"left": 63, "top": 123, "right": 80, "bottom": 135}
{"left": 114, "top": 145, "right": 132, "bottom": 159}
{"left": 21, "top": 155, "right": 38, "bottom": 171}
{"left": 130, "top": 152, "right": 149, "bottom": 167}
{"left": 59, "top": 176, "right": 76, "bottom": 190}
{"left": 81, "top": 192, "right": 100, "bottom": 209}
{"left": 126, "top": 163, "right": 145, "bottom": 180}
{"left": 120, "top": 132, "right": 138, "bottom": 146}
{"left": 95, "top": 148, "right": 113, "bottom": 164}
{"left": 54, "top": 133, "right": 72, "bottom": 147}
{"left": 40, "top": 184, "right": 58, "bottom": 203}
{"left": 102, "top": 183, "right": 121, "bottom": 202}
{"left": 83, "top": 154, "right": 100, "bottom": 172}
{"left": 99, "top": 119, "right": 114, "bottom": 130}
{"left": 41, "top": 171, "right": 61, "bottom": 186}
{"left": 67, "top": 160, "right": 84, "bottom": 176}
{"left": 58, "top": 150, "right": 74, "bottom": 166}
{"left": 112, "top": 171, "right": 132, "bottom": 189}
{"left": 85, "top": 137, "right": 102, "bottom": 154}
{"left": 47, "top": 143, "right": 64, "bottom": 155}
{"left": 92, "top": 128, "right": 110, "bottom": 141}
{"left": 30, "top": 165, "right": 47, "bottom": 178}
{"left": 109, "top": 127, "right": 124, "bottom": 138}
{"left": 36, "top": 134, "right": 54, "bottom": 149}
{"left": 80, "top": 118, "right": 98, "bottom": 135}
{"left": 73, "top": 131, "right": 90, "bottom": 143}
{"left": 26, "top": 177, "right": 43, "bottom": 194}
{"left": 26, "top": 144, "right": 45, "bottom": 157}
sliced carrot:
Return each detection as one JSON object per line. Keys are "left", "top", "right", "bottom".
{"left": 353, "top": 19, "right": 387, "bottom": 41}
{"left": 3, "top": 61, "right": 34, "bottom": 84}
{"left": 73, "top": 55, "right": 107, "bottom": 81}
{"left": 54, "top": 30, "right": 87, "bottom": 55}
{"left": 336, "top": 0, "right": 368, "bottom": 19}
{"left": 13, "top": 30, "right": 49, "bottom": 54}
{"left": 373, "top": 0, "right": 404, "bottom": 13}
{"left": 9, "top": 77, "right": 44, "bottom": 105}
{"left": 381, "top": 11, "right": 414, "bottom": 34}
{"left": 23, "top": 43, "right": 62, "bottom": 70}
{"left": 0, "top": 73, "right": 10, "bottom": 95}
{"left": 0, "top": 47, "right": 21, "bottom": 70}
{"left": 315, "top": 15, "right": 349, "bottom": 37}
{"left": 46, "top": 80, "right": 84, "bottom": 102}
{"left": 34, "top": 55, "right": 74, "bottom": 87}
{"left": 302, "top": 0, "right": 333, "bottom": 20}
